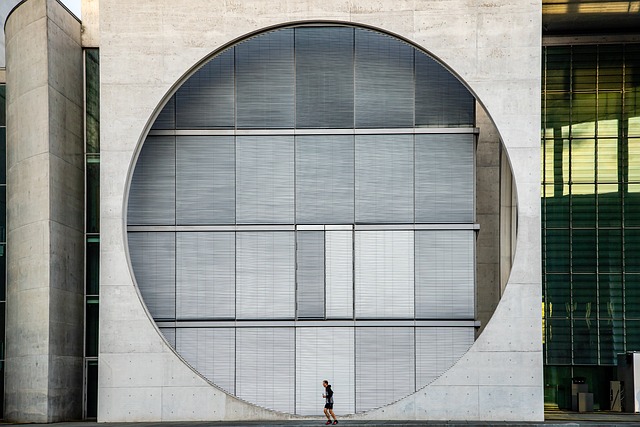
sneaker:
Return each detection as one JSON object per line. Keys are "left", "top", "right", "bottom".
{"left": 325, "top": 422, "right": 331, "bottom": 425}
{"left": 333, "top": 421, "right": 338, "bottom": 425}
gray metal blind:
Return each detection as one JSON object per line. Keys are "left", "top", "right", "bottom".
{"left": 176, "top": 328, "right": 236, "bottom": 394}
{"left": 176, "top": 136, "right": 235, "bottom": 225}
{"left": 236, "top": 232, "right": 295, "bottom": 319}
{"left": 151, "top": 95, "right": 175, "bottom": 130}
{"left": 415, "top": 134, "right": 474, "bottom": 223}
{"left": 296, "top": 327, "right": 355, "bottom": 415}
{"left": 129, "top": 232, "right": 176, "bottom": 320}
{"left": 236, "top": 136, "right": 294, "bottom": 224}
{"left": 415, "top": 230, "right": 475, "bottom": 319}
{"left": 325, "top": 231, "right": 354, "bottom": 319}
{"left": 160, "top": 327, "right": 176, "bottom": 348}
{"left": 415, "top": 327, "right": 474, "bottom": 388}
{"left": 355, "top": 327, "right": 415, "bottom": 412}
{"left": 236, "top": 328, "right": 295, "bottom": 413}
{"left": 128, "top": 136, "right": 176, "bottom": 225}
{"left": 176, "top": 49, "right": 235, "bottom": 129}
{"left": 296, "top": 231, "right": 325, "bottom": 319}
{"left": 295, "top": 135, "right": 354, "bottom": 224}
{"left": 355, "top": 231, "right": 414, "bottom": 319}
{"left": 355, "top": 134, "right": 414, "bottom": 223}
{"left": 415, "top": 53, "right": 474, "bottom": 127}
{"left": 236, "top": 29, "right": 294, "bottom": 128}
{"left": 295, "top": 27, "right": 354, "bottom": 128}
{"left": 176, "top": 232, "right": 235, "bottom": 320}
{"left": 354, "top": 29, "right": 414, "bottom": 128}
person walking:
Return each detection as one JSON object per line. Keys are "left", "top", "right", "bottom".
{"left": 322, "top": 380, "right": 338, "bottom": 425}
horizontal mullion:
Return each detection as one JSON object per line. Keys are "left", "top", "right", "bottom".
{"left": 128, "top": 223, "right": 480, "bottom": 232}
{"left": 156, "top": 319, "right": 480, "bottom": 328}
{"left": 148, "top": 127, "right": 479, "bottom": 136}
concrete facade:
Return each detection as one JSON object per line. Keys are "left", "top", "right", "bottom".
{"left": 97, "top": 0, "right": 542, "bottom": 422}
{"left": 4, "top": 0, "right": 84, "bottom": 422}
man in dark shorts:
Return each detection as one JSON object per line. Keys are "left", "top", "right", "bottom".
{"left": 322, "top": 380, "right": 338, "bottom": 425}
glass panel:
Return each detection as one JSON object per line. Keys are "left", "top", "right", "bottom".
{"left": 86, "top": 160, "right": 100, "bottom": 233}
{"left": 295, "top": 135, "right": 354, "bottom": 224}
{"left": 0, "top": 186, "right": 5, "bottom": 242}
{"left": 627, "top": 320, "right": 640, "bottom": 351}
{"left": 597, "top": 93, "right": 621, "bottom": 138}
{"left": 546, "top": 318, "right": 572, "bottom": 364}
{"left": 151, "top": 95, "right": 176, "bottom": 130}
{"left": 355, "top": 134, "right": 413, "bottom": 223}
{"left": 599, "top": 319, "right": 624, "bottom": 365}
{"left": 85, "top": 49, "right": 100, "bottom": 153}
{"left": 629, "top": 138, "right": 640, "bottom": 182}
{"left": 236, "top": 29, "right": 294, "bottom": 128}
{"left": 0, "top": 85, "right": 5, "bottom": 126}
{"left": 570, "top": 138, "right": 595, "bottom": 183}
{"left": 598, "top": 228, "right": 622, "bottom": 273}
{"left": 544, "top": 94, "right": 571, "bottom": 138}
{"left": 599, "top": 273, "right": 622, "bottom": 320}
{"left": 0, "top": 244, "right": 5, "bottom": 302}
{"left": 544, "top": 193, "right": 570, "bottom": 228}
{"left": 545, "top": 46, "right": 571, "bottom": 92}
{"left": 295, "top": 27, "right": 354, "bottom": 128}
{"left": 325, "top": 231, "right": 353, "bottom": 319}
{"left": 597, "top": 184, "right": 621, "bottom": 227}
{"left": 624, "top": 274, "right": 640, "bottom": 319}
{"left": 572, "top": 229, "right": 597, "bottom": 273}
{"left": 86, "top": 361, "right": 98, "bottom": 418}
{"left": 597, "top": 138, "right": 618, "bottom": 182}
{"left": 85, "top": 297, "right": 99, "bottom": 357}
{"left": 86, "top": 239, "right": 99, "bottom": 295}
{"left": 625, "top": 229, "right": 640, "bottom": 273}
{"left": 176, "top": 49, "right": 235, "bottom": 129}
{"left": 598, "top": 45, "right": 623, "bottom": 91}
{"left": 573, "top": 318, "right": 597, "bottom": 365}
{"left": 296, "top": 231, "right": 325, "bottom": 319}
{"left": 0, "top": 128, "right": 6, "bottom": 184}
{"left": 544, "top": 229, "right": 569, "bottom": 273}
{"left": 572, "top": 46, "right": 597, "bottom": 92}
{"left": 570, "top": 185, "right": 595, "bottom": 228}
{"left": 354, "top": 29, "right": 414, "bottom": 128}
{"left": 573, "top": 274, "right": 597, "bottom": 319}
{"left": 545, "top": 274, "right": 570, "bottom": 317}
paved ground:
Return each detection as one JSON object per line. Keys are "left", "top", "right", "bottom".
{"left": 4, "top": 411, "right": 640, "bottom": 426}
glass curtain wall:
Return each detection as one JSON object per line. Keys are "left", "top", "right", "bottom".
{"left": 542, "top": 44, "right": 640, "bottom": 409}
{"left": 128, "top": 26, "right": 477, "bottom": 415}
{"left": 0, "top": 83, "right": 6, "bottom": 420}
{"left": 84, "top": 49, "right": 99, "bottom": 419}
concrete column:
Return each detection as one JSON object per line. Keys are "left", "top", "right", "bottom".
{"left": 5, "top": 0, "right": 84, "bottom": 422}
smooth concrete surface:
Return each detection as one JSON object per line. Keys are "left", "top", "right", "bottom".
{"left": 80, "top": 0, "right": 98, "bottom": 47}
{"left": 100, "top": 0, "right": 541, "bottom": 422}
{"left": 5, "top": 0, "right": 84, "bottom": 422}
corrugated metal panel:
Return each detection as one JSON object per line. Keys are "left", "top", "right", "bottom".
{"left": 415, "top": 134, "right": 474, "bottom": 223}
{"left": 295, "top": 135, "right": 354, "bottom": 224}
{"left": 176, "top": 232, "right": 235, "bottom": 320}
{"left": 296, "top": 231, "right": 325, "bottom": 319}
{"left": 354, "top": 29, "right": 414, "bottom": 128}
{"left": 236, "top": 328, "right": 295, "bottom": 413}
{"left": 296, "top": 327, "right": 355, "bottom": 415}
{"left": 355, "top": 134, "right": 413, "bottom": 223}
{"left": 176, "top": 328, "right": 236, "bottom": 394}
{"left": 355, "top": 327, "right": 415, "bottom": 412}
{"left": 128, "top": 232, "right": 176, "bottom": 320}
{"left": 236, "top": 232, "right": 295, "bottom": 319}
{"left": 415, "top": 327, "right": 474, "bottom": 389}
{"left": 236, "top": 29, "right": 294, "bottom": 128}
{"left": 176, "top": 136, "right": 235, "bottom": 225}
{"left": 415, "top": 230, "right": 475, "bottom": 319}
{"left": 415, "top": 53, "right": 474, "bottom": 127}
{"left": 128, "top": 136, "right": 176, "bottom": 225}
{"left": 176, "top": 49, "right": 235, "bottom": 129}
{"left": 355, "top": 231, "right": 414, "bottom": 319}
{"left": 236, "top": 135, "right": 294, "bottom": 224}
{"left": 326, "top": 231, "right": 354, "bottom": 319}
{"left": 295, "top": 27, "right": 354, "bottom": 128}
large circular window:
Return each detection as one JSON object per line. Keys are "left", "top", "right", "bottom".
{"left": 128, "top": 25, "right": 478, "bottom": 415}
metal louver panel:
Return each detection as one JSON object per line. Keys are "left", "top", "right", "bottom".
{"left": 160, "top": 327, "right": 176, "bottom": 348}
{"left": 128, "top": 136, "right": 176, "bottom": 225}
{"left": 236, "top": 232, "right": 295, "bottom": 319}
{"left": 295, "top": 27, "right": 354, "bottom": 128}
{"left": 236, "top": 135, "right": 294, "bottom": 224}
{"left": 295, "top": 135, "right": 354, "bottom": 224}
{"left": 355, "top": 327, "right": 415, "bottom": 412}
{"left": 296, "top": 327, "right": 355, "bottom": 415}
{"left": 236, "top": 29, "right": 294, "bottom": 128}
{"left": 151, "top": 95, "right": 175, "bottom": 130}
{"left": 415, "top": 53, "right": 474, "bottom": 127}
{"left": 176, "top": 136, "right": 235, "bottom": 225}
{"left": 296, "top": 231, "right": 325, "bottom": 319}
{"left": 415, "top": 230, "right": 475, "bottom": 319}
{"left": 415, "top": 134, "right": 474, "bottom": 223}
{"left": 355, "top": 134, "right": 413, "bottom": 223}
{"left": 176, "top": 328, "right": 236, "bottom": 394}
{"left": 129, "top": 232, "right": 176, "bottom": 320}
{"left": 415, "top": 327, "right": 474, "bottom": 388}
{"left": 326, "top": 231, "right": 354, "bottom": 319}
{"left": 355, "top": 231, "right": 414, "bottom": 319}
{"left": 355, "top": 29, "right": 414, "bottom": 128}
{"left": 176, "top": 232, "right": 235, "bottom": 320}
{"left": 236, "top": 328, "right": 295, "bottom": 413}
{"left": 176, "top": 49, "right": 235, "bottom": 129}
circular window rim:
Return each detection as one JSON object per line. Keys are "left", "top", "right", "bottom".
{"left": 122, "top": 19, "right": 520, "bottom": 415}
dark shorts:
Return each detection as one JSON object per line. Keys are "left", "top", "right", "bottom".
{"left": 324, "top": 403, "right": 334, "bottom": 410}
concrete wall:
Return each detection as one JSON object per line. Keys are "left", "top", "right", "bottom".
{"left": 99, "top": 0, "right": 542, "bottom": 421}
{"left": 5, "top": 0, "right": 84, "bottom": 422}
